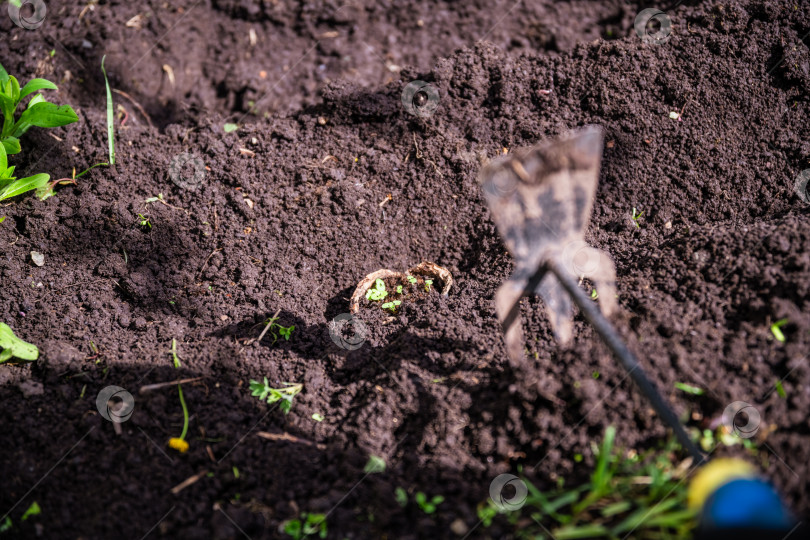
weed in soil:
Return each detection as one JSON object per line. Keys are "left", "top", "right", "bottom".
{"left": 249, "top": 378, "right": 303, "bottom": 414}
{"left": 0, "top": 322, "right": 38, "bottom": 363}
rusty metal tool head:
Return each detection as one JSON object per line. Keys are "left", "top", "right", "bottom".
{"left": 479, "top": 126, "right": 617, "bottom": 359}
{"left": 479, "top": 126, "right": 705, "bottom": 463}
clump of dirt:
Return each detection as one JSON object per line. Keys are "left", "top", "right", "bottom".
{"left": 1, "top": 0, "right": 809, "bottom": 538}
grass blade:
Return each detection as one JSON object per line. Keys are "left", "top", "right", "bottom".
{"left": 100, "top": 55, "right": 115, "bottom": 165}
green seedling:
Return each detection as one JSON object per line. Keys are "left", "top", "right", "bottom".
{"left": 364, "top": 455, "right": 386, "bottom": 474}
{"left": 249, "top": 377, "right": 302, "bottom": 414}
{"left": 261, "top": 314, "right": 295, "bottom": 344}
{"left": 394, "top": 487, "right": 408, "bottom": 508}
{"left": 37, "top": 162, "right": 109, "bottom": 201}
{"left": 277, "top": 324, "right": 294, "bottom": 340}
{"left": 396, "top": 285, "right": 403, "bottom": 294}
{"left": 696, "top": 427, "right": 755, "bottom": 452}
{"left": 311, "top": 413, "right": 324, "bottom": 422}
{"left": 770, "top": 318, "right": 788, "bottom": 343}
{"left": 137, "top": 213, "right": 152, "bottom": 229}
{"left": 630, "top": 207, "right": 644, "bottom": 228}
{"left": 407, "top": 275, "right": 417, "bottom": 285}
{"left": 0, "top": 516, "right": 10, "bottom": 532}
{"left": 365, "top": 278, "right": 388, "bottom": 301}
{"left": 0, "top": 322, "right": 38, "bottom": 363}
{"left": 775, "top": 380, "right": 786, "bottom": 399}
{"left": 168, "top": 339, "right": 190, "bottom": 453}
{"left": 0, "top": 141, "right": 49, "bottom": 203}
{"left": 144, "top": 193, "right": 164, "bottom": 203}
{"left": 414, "top": 492, "right": 444, "bottom": 514}
{"left": 282, "top": 512, "right": 327, "bottom": 539}
{"left": 424, "top": 279, "right": 433, "bottom": 292}
{"left": 591, "top": 289, "right": 599, "bottom": 299}
{"left": 100, "top": 56, "right": 115, "bottom": 165}
{"left": 381, "top": 300, "right": 401, "bottom": 312}
{"left": 1, "top": 62, "right": 78, "bottom": 156}
{"left": 674, "top": 382, "right": 705, "bottom": 396}
{"left": 20, "top": 501, "right": 40, "bottom": 521}
{"left": 223, "top": 123, "right": 239, "bottom": 133}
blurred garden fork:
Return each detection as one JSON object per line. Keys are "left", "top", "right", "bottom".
{"left": 479, "top": 126, "right": 705, "bottom": 462}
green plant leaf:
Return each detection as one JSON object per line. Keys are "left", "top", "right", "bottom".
{"left": 554, "top": 524, "right": 610, "bottom": 539}
{"left": 36, "top": 179, "right": 56, "bottom": 201}
{"left": 12, "top": 102, "right": 79, "bottom": 137}
{"left": 674, "top": 382, "right": 704, "bottom": 395}
{"left": 0, "top": 322, "right": 39, "bottom": 362}
{"left": 1, "top": 137, "right": 20, "bottom": 155}
{"left": 19, "top": 79, "right": 58, "bottom": 101}
{"left": 0, "top": 173, "right": 50, "bottom": 202}
{"left": 0, "top": 63, "right": 8, "bottom": 85}
{"left": 26, "top": 93, "right": 46, "bottom": 108}
{"left": 20, "top": 501, "right": 40, "bottom": 521}
{"left": 9, "top": 76, "right": 20, "bottom": 104}
{"left": 364, "top": 455, "right": 386, "bottom": 474}
{"left": 101, "top": 55, "right": 115, "bottom": 165}
{"left": 0, "top": 93, "right": 16, "bottom": 138}
{"left": 394, "top": 487, "right": 408, "bottom": 507}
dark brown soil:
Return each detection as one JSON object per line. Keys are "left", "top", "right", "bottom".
{"left": 1, "top": 0, "right": 809, "bottom": 538}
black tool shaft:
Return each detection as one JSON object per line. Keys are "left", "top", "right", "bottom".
{"left": 544, "top": 260, "right": 706, "bottom": 464}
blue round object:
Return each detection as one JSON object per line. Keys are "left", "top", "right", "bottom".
{"left": 703, "top": 478, "right": 795, "bottom": 530}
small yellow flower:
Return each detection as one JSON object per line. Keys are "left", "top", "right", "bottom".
{"left": 168, "top": 437, "right": 189, "bottom": 453}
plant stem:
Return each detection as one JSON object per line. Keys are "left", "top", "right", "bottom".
{"left": 177, "top": 384, "right": 189, "bottom": 440}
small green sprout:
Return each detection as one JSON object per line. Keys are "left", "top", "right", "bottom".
{"left": 0, "top": 322, "right": 38, "bottom": 363}
{"left": 394, "top": 487, "right": 408, "bottom": 507}
{"left": 476, "top": 504, "right": 498, "bottom": 527}
{"left": 407, "top": 275, "right": 417, "bottom": 285}
{"left": 168, "top": 339, "right": 190, "bottom": 453}
{"left": 0, "top": 516, "right": 10, "bottom": 532}
{"left": 365, "top": 278, "right": 388, "bottom": 301}
{"left": 396, "top": 285, "right": 403, "bottom": 294}
{"left": 261, "top": 314, "right": 294, "bottom": 344}
{"left": 381, "top": 300, "right": 401, "bottom": 312}
{"left": 20, "top": 501, "right": 40, "bottom": 521}
{"left": 144, "top": 193, "right": 164, "bottom": 203}
{"left": 137, "top": 213, "right": 152, "bottom": 229}
{"left": 277, "top": 324, "right": 294, "bottom": 340}
{"left": 775, "top": 380, "right": 787, "bottom": 399}
{"left": 232, "top": 466, "right": 240, "bottom": 479}
{"left": 249, "top": 378, "right": 302, "bottom": 414}
{"left": 424, "top": 279, "right": 433, "bottom": 292}
{"left": 100, "top": 56, "right": 115, "bottom": 165}
{"left": 414, "top": 492, "right": 444, "bottom": 514}
{"left": 674, "top": 382, "right": 705, "bottom": 395}
{"left": 282, "top": 513, "right": 327, "bottom": 539}
{"left": 223, "top": 123, "right": 239, "bottom": 133}
{"left": 311, "top": 413, "right": 324, "bottom": 422}
{"left": 364, "top": 455, "right": 386, "bottom": 474}
{"left": 770, "top": 318, "right": 788, "bottom": 343}
{"left": 630, "top": 207, "right": 644, "bottom": 228}
{"left": 170, "top": 338, "right": 181, "bottom": 368}
{"left": 590, "top": 289, "right": 598, "bottom": 299}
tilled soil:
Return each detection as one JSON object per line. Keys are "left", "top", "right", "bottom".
{"left": 1, "top": 0, "right": 809, "bottom": 538}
